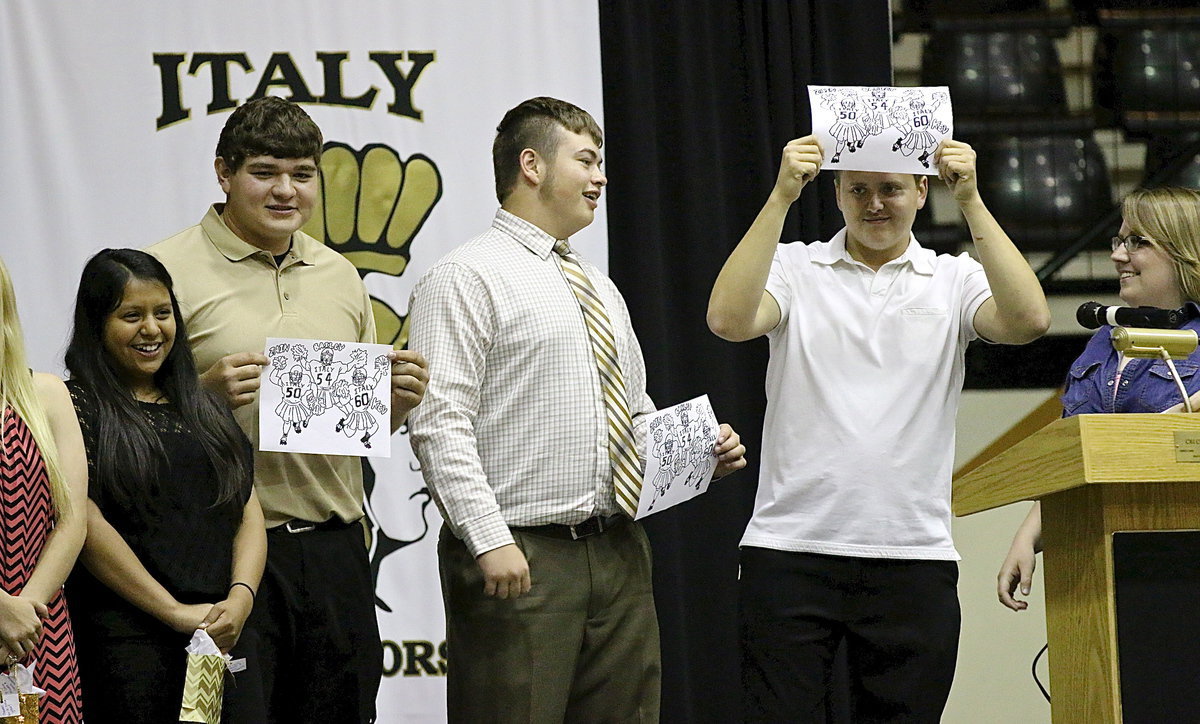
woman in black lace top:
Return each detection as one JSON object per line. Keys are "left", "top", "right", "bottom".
{"left": 64, "top": 249, "right": 265, "bottom": 722}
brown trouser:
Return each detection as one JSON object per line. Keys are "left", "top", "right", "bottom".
{"left": 438, "top": 520, "right": 661, "bottom": 723}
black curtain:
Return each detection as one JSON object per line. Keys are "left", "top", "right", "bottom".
{"left": 598, "top": 3, "right": 893, "bottom": 722}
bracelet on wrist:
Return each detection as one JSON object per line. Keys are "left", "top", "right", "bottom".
{"left": 228, "top": 581, "right": 256, "bottom": 600}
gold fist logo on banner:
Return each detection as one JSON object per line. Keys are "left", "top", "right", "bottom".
{"left": 304, "top": 142, "right": 442, "bottom": 614}
{"left": 303, "top": 142, "right": 442, "bottom": 347}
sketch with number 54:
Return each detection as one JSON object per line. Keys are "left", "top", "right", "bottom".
{"left": 259, "top": 337, "right": 394, "bottom": 457}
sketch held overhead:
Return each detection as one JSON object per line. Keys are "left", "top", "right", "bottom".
{"left": 809, "top": 85, "right": 953, "bottom": 175}
{"left": 259, "top": 338, "right": 394, "bottom": 457}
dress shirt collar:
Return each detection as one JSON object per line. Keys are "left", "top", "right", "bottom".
{"left": 493, "top": 208, "right": 561, "bottom": 260}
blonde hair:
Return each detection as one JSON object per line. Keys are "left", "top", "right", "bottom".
{"left": 0, "top": 257, "right": 68, "bottom": 514}
{"left": 1123, "top": 186, "right": 1200, "bottom": 304}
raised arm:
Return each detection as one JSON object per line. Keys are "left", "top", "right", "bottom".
{"left": 707, "top": 136, "right": 824, "bottom": 342}
{"left": 936, "top": 140, "right": 1051, "bottom": 344}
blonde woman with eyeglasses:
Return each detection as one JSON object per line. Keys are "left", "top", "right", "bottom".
{"left": 998, "top": 186, "right": 1200, "bottom": 611}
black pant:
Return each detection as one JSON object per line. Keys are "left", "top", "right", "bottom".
{"left": 77, "top": 623, "right": 255, "bottom": 723}
{"left": 77, "top": 628, "right": 191, "bottom": 723}
{"left": 739, "top": 548, "right": 960, "bottom": 724}
{"left": 225, "top": 521, "right": 383, "bottom": 723}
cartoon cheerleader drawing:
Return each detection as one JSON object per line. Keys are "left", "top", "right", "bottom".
{"left": 823, "top": 90, "right": 870, "bottom": 164}
{"left": 305, "top": 347, "right": 348, "bottom": 415}
{"left": 647, "top": 422, "right": 679, "bottom": 512}
{"left": 268, "top": 355, "right": 315, "bottom": 445}
{"left": 863, "top": 87, "right": 895, "bottom": 136}
{"left": 890, "top": 91, "right": 948, "bottom": 168}
{"left": 684, "top": 416, "right": 716, "bottom": 490}
{"left": 672, "top": 405, "right": 706, "bottom": 491}
{"left": 334, "top": 354, "right": 390, "bottom": 449}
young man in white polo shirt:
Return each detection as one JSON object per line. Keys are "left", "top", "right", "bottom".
{"left": 707, "top": 135, "right": 1050, "bottom": 722}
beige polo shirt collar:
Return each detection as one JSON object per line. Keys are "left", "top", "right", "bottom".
{"left": 200, "top": 204, "right": 317, "bottom": 268}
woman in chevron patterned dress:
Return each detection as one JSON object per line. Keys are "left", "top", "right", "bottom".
{"left": 64, "top": 249, "right": 262, "bottom": 723}
{"left": 0, "top": 255, "right": 88, "bottom": 722}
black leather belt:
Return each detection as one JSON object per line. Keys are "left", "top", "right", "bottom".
{"left": 267, "top": 517, "right": 355, "bottom": 534}
{"left": 513, "top": 514, "right": 626, "bottom": 540}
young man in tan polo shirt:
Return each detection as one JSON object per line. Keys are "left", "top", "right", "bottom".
{"left": 149, "top": 96, "right": 428, "bottom": 723}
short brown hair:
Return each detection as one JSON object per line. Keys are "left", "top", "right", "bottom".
{"left": 215, "top": 96, "right": 323, "bottom": 172}
{"left": 1123, "top": 186, "right": 1200, "bottom": 303}
{"left": 492, "top": 97, "right": 603, "bottom": 203}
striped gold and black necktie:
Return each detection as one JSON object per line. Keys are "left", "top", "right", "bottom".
{"left": 553, "top": 239, "right": 642, "bottom": 517}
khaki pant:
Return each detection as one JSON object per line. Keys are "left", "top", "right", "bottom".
{"left": 439, "top": 521, "right": 661, "bottom": 723}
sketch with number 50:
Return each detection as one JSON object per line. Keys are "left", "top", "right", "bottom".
{"left": 259, "top": 337, "right": 394, "bottom": 457}
{"left": 809, "top": 85, "right": 953, "bottom": 175}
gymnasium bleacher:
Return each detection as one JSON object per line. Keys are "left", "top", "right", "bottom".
{"left": 892, "top": 0, "right": 1200, "bottom": 389}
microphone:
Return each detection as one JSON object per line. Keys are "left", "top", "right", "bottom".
{"left": 1076, "top": 302, "right": 1187, "bottom": 330}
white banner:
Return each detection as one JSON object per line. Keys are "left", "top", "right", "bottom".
{"left": 0, "top": 2, "right": 605, "bottom": 721}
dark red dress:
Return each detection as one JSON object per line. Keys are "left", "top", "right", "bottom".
{"left": 1, "top": 407, "right": 82, "bottom": 722}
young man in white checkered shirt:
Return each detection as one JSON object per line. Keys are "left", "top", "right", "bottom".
{"left": 408, "top": 97, "right": 747, "bottom": 723}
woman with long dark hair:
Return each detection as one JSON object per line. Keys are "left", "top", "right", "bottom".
{"left": 64, "top": 248, "right": 264, "bottom": 722}
{"left": 0, "top": 253, "right": 87, "bottom": 722}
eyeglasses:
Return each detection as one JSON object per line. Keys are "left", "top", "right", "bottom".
{"left": 1111, "top": 234, "right": 1155, "bottom": 254}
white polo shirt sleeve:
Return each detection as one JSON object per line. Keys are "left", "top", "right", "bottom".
{"left": 765, "top": 242, "right": 806, "bottom": 332}
{"left": 956, "top": 252, "right": 993, "bottom": 344}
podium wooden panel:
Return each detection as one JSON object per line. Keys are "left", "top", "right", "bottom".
{"left": 954, "top": 414, "right": 1200, "bottom": 724}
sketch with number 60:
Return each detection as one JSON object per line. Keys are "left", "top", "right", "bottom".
{"left": 809, "top": 85, "right": 954, "bottom": 175}
{"left": 259, "top": 337, "right": 393, "bottom": 457}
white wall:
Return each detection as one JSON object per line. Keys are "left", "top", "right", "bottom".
{"left": 944, "top": 389, "right": 1056, "bottom": 724}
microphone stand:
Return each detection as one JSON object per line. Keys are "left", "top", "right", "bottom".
{"left": 1159, "top": 350, "right": 1193, "bottom": 414}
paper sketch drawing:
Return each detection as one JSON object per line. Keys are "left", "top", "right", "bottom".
{"left": 259, "top": 337, "right": 393, "bottom": 457}
{"left": 635, "top": 394, "right": 719, "bottom": 520}
{"left": 809, "top": 85, "right": 953, "bottom": 175}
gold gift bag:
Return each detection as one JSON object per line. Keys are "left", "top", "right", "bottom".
{"left": 16, "top": 694, "right": 35, "bottom": 724}
{"left": 178, "top": 652, "right": 225, "bottom": 724}
{"left": 0, "top": 663, "right": 39, "bottom": 724}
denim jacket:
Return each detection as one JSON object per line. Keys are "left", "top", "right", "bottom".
{"left": 1061, "top": 302, "right": 1200, "bottom": 417}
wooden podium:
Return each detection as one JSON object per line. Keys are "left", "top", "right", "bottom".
{"left": 954, "top": 413, "right": 1200, "bottom": 723}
